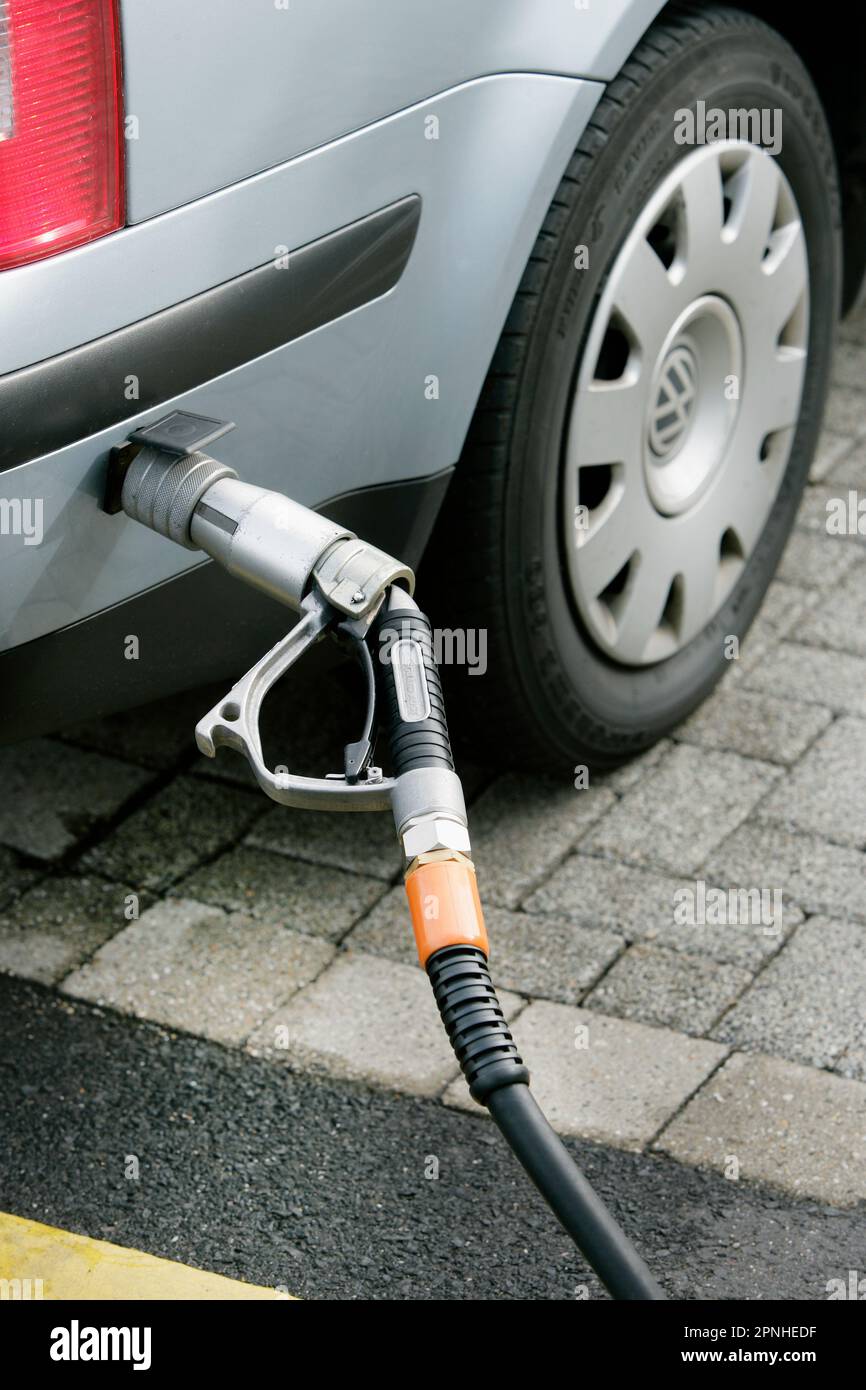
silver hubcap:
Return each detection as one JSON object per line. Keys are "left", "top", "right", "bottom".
{"left": 564, "top": 141, "right": 810, "bottom": 666}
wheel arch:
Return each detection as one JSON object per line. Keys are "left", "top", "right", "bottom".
{"left": 453, "top": 0, "right": 862, "bottom": 482}
{"left": 692, "top": 1, "right": 866, "bottom": 311}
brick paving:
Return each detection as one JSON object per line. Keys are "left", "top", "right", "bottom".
{"left": 1, "top": 315, "right": 865, "bottom": 1209}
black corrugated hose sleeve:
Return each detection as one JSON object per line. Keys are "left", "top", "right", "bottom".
{"left": 427, "top": 946, "right": 530, "bottom": 1103}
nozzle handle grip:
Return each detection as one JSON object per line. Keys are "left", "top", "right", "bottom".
{"left": 375, "top": 607, "right": 454, "bottom": 777}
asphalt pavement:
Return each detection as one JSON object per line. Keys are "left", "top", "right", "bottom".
{"left": 1, "top": 975, "right": 861, "bottom": 1302}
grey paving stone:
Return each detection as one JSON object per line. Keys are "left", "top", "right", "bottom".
{"left": 582, "top": 745, "right": 779, "bottom": 876}
{"left": 174, "top": 844, "right": 385, "bottom": 942}
{"left": 0, "top": 847, "right": 39, "bottom": 910}
{"left": 809, "top": 430, "right": 857, "bottom": 482}
{"left": 832, "top": 339, "right": 866, "bottom": 388}
{"left": 596, "top": 739, "right": 673, "bottom": 792}
{"left": 339, "top": 886, "right": 416, "bottom": 963}
{"left": 677, "top": 687, "right": 832, "bottom": 766}
{"left": 62, "top": 898, "right": 333, "bottom": 1045}
{"left": 468, "top": 773, "right": 617, "bottom": 908}
{"left": 776, "top": 530, "right": 860, "bottom": 590}
{"left": 841, "top": 301, "right": 866, "bottom": 331}
{"left": 734, "top": 581, "right": 820, "bottom": 675}
{"left": 0, "top": 740, "right": 152, "bottom": 862}
{"left": 247, "top": 805, "right": 400, "bottom": 881}
{"left": 742, "top": 642, "right": 866, "bottom": 717}
{"left": 795, "top": 484, "right": 866, "bottom": 542}
{"left": 446, "top": 1001, "right": 727, "bottom": 1149}
{"left": 81, "top": 776, "right": 263, "bottom": 892}
{"left": 452, "top": 760, "right": 496, "bottom": 806}
{"left": 0, "top": 875, "right": 150, "bottom": 986}
{"left": 345, "top": 887, "right": 624, "bottom": 1003}
{"left": 838, "top": 309, "right": 866, "bottom": 346}
{"left": 247, "top": 951, "right": 520, "bottom": 1096}
{"left": 758, "top": 718, "right": 866, "bottom": 847}
{"left": 827, "top": 438, "right": 866, "bottom": 488}
{"left": 192, "top": 663, "right": 367, "bottom": 789}
{"left": 834, "top": 1032, "right": 866, "bottom": 1084}
{"left": 706, "top": 822, "right": 866, "bottom": 923}
{"left": 711, "top": 918, "right": 866, "bottom": 1070}
{"left": 489, "top": 912, "right": 626, "bottom": 1006}
{"left": 525, "top": 854, "right": 798, "bottom": 969}
{"left": 655, "top": 1051, "right": 866, "bottom": 1208}
{"left": 584, "top": 944, "right": 753, "bottom": 1036}
{"left": 822, "top": 384, "right": 866, "bottom": 439}
{"left": 733, "top": 580, "right": 821, "bottom": 675}
{"left": 192, "top": 749, "right": 258, "bottom": 790}
{"left": 796, "top": 561, "right": 866, "bottom": 659}
{"left": 59, "top": 686, "right": 219, "bottom": 770}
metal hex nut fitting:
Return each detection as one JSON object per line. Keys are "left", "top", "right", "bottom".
{"left": 402, "top": 815, "right": 471, "bottom": 860}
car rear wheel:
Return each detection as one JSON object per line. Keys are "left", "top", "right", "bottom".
{"left": 426, "top": 2, "right": 842, "bottom": 773}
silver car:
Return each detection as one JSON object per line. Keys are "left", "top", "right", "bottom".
{"left": 1, "top": 1, "right": 862, "bottom": 769}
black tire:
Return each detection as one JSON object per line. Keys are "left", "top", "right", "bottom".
{"left": 424, "top": 2, "right": 842, "bottom": 774}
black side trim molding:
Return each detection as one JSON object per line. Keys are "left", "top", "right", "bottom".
{"left": 0, "top": 196, "right": 421, "bottom": 472}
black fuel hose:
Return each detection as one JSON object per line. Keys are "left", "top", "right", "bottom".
{"left": 488, "top": 1084, "right": 666, "bottom": 1300}
{"left": 377, "top": 599, "right": 666, "bottom": 1302}
{"left": 426, "top": 941, "right": 665, "bottom": 1300}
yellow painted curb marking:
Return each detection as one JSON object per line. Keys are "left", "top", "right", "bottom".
{"left": 0, "top": 1212, "right": 295, "bottom": 1301}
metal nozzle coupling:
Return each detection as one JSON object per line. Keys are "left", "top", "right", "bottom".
{"left": 116, "top": 414, "right": 413, "bottom": 616}
{"left": 120, "top": 447, "right": 238, "bottom": 550}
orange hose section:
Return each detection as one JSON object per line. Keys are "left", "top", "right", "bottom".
{"left": 405, "top": 858, "right": 489, "bottom": 968}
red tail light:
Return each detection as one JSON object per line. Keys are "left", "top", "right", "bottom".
{"left": 0, "top": 0, "right": 124, "bottom": 272}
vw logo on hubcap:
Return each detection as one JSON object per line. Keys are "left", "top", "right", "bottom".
{"left": 649, "top": 344, "right": 698, "bottom": 458}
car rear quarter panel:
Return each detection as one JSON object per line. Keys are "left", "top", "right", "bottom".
{"left": 120, "top": 0, "right": 665, "bottom": 220}
{"left": 0, "top": 1, "right": 667, "bottom": 652}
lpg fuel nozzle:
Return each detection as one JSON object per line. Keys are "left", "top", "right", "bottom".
{"left": 110, "top": 412, "right": 412, "bottom": 812}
